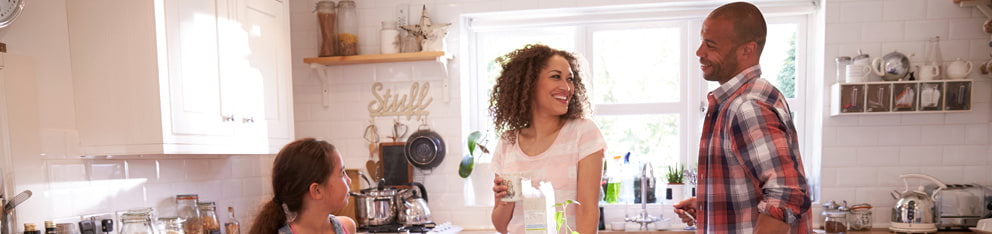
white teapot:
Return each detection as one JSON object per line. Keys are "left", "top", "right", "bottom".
{"left": 946, "top": 58, "right": 973, "bottom": 80}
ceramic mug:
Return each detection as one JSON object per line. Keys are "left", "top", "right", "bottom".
{"left": 946, "top": 58, "right": 973, "bottom": 80}
{"left": 846, "top": 64, "right": 871, "bottom": 83}
{"left": 917, "top": 65, "right": 941, "bottom": 81}
{"left": 497, "top": 173, "right": 524, "bottom": 202}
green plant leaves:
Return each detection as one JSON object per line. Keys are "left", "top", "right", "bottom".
{"left": 468, "top": 131, "right": 482, "bottom": 156}
{"left": 458, "top": 154, "right": 475, "bottom": 178}
{"left": 555, "top": 211, "right": 564, "bottom": 231}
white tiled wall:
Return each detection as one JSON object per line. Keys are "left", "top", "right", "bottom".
{"left": 820, "top": 0, "right": 992, "bottom": 228}
{"left": 14, "top": 154, "right": 274, "bottom": 231}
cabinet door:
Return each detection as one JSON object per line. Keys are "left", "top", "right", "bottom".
{"left": 164, "top": 0, "right": 234, "bottom": 138}
{"left": 229, "top": 0, "right": 293, "bottom": 151}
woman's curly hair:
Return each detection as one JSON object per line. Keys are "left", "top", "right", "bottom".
{"left": 489, "top": 44, "right": 590, "bottom": 144}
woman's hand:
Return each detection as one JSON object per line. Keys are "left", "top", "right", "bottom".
{"left": 492, "top": 176, "right": 511, "bottom": 204}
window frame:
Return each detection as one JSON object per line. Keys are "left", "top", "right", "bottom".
{"left": 462, "top": 1, "right": 820, "bottom": 205}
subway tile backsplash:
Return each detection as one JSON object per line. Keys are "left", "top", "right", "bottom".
{"left": 15, "top": 156, "right": 274, "bottom": 232}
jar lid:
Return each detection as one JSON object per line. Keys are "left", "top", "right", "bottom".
{"left": 315, "top": 1, "right": 335, "bottom": 11}
{"left": 835, "top": 56, "right": 851, "bottom": 62}
{"left": 338, "top": 0, "right": 355, "bottom": 7}
{"left": 176, "top": 194, "right": 199, "bottom": 200}
{"left": 824, "top": 210, "right": 848, "bottom": 218}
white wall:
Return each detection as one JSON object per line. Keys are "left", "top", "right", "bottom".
{"left": 0, "top": 1, "right": 272, "bottom": 230}
{"left": 818, "top": 0, "right": 992, "bottom": 228}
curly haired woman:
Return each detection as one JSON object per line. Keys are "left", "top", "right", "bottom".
{"left": 489, "top": 44, "right": 606, "bottom": 233}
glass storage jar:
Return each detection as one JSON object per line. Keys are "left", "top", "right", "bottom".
{"left": 336, "top": 0, "right": 359, "bottom": 56}
{"left": 824, "top": 210, "right": 849, "bottom": 233}
{"left": 314, "top": 0, "right": 336, "bottom": 57}
{"left": 848, "top": 204, "right": 873, "bottom": 231}
{"left": 198, "top": 202, "right": 221, "bottom": 234}
{"left": 177, "top": 194, "right": 203, "bottom": 234}
{"left": 120, "top": 210, "right": 155, "bottom": 234}
{"left": 158, "top": 217, "right": 186, "bottom": 234}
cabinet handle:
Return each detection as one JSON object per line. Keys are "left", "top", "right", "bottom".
{"left": 222, "top": 115, "right": 235, "bottom": 122}
{"left": 242, "top": 117, "right": 254, "bottom": 123}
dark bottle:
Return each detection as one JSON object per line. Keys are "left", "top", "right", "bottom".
{"left": 44, "top": 221, "right": 56, "bottom": 234}
{"left": 24, "top": 223, "right": 40, "bottom": 234}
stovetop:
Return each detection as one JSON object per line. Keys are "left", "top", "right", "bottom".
{"left": 361, "top": 223, "right": 436, "bottom": 233}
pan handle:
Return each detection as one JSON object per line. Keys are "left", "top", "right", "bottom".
{"left": 357, "top": 171, "right": 372, "bottom": 189}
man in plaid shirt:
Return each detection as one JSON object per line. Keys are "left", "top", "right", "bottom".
{"left": 673, "top": 2, "right": 813, "bottom": 233}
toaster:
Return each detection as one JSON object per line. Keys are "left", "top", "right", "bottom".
{"left": 926, "top": 184, "right": 992, "bottom": 230}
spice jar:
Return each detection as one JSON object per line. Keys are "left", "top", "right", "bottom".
{"left": 336, "top": 0, "right": 359, "bottom": 56}
{"left": 197, "top": 202, "right": 221, "bottom": 234}
{"left": 848, "top": 203, "right": 873, "bottom": 231}
{"left": 176, "top": 195, "right": 203, "bottom": 234}
{"left": 314, "top": 1, "right": 336, "bottom": 57}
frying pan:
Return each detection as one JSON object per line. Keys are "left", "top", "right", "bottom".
{"left": 405, "top": 128, "right": 445, "bottom": 170}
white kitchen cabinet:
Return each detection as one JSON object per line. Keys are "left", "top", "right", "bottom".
{"left": 67, "top": 0, "right": 293, "bottom": 155}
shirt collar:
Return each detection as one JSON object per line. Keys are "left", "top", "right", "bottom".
{"left": 708, "top": 65, "right": 762, "bottom": 104}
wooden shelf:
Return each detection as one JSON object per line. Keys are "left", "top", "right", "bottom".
{"left": 830, "top": 80, "right": 973, "bottom": 116}
{"left": 303, "top": 51, "right": 447, "bottom": 65}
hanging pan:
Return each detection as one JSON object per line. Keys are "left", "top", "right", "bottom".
{"left": 405, "top": 125, "right": 445, "bottom": 170}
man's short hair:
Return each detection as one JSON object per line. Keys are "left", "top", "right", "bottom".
{"left": 709, "top": 2, "right": 767, "bottom": 55}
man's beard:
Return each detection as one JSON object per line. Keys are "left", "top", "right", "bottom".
{"left": 702, "top": 46, "right": 741, "bottom": 82}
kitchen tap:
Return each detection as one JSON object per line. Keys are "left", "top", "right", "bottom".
{"left": 625, "top": 161, "right": 660, "bottom": 230}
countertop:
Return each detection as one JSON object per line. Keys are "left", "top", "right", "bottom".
{"left": 381, "top": 228, "right": 978, "bottom": 233}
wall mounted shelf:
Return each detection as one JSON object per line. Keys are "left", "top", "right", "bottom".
{"left": 830, "top": 80, "right": 973, "bottom": 116}
{"left": 304, "top": 51, "right": 454, "bottom": 106}
{"left": 303, "top": 51, "right": 448, "bottom": 65}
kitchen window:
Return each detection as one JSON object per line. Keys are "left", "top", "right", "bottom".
{"left": 463, "top": 1, "right": 820, "bottom": 205}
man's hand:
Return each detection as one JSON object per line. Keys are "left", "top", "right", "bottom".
{"left": 673, "top": 197, "right": 698, "bottom": 226}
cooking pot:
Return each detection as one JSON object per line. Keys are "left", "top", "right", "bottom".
{"left": 351, "top": 178, "right": 399, "bottom": 226}
{"left": 889, "top": 173, "right": 946, "bottom": 233}
{"left": 397, "top": 182, "right": 431, "bottom": 225}
{"left": 405, "top": 128, "right": 445, "bottom": 170}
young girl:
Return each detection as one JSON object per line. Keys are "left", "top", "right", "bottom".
{"left": 489, "top": 44, "right": 606, "bottom": 233}
{"left": 249, "top": 138, "right": 356, "bottom": 234}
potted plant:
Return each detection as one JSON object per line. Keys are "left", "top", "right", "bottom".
{"left": 459, "top": 131, "right": 490, "bottom": 178}
{"left": 665, "top": 164, "right": 685, "bottom": 201}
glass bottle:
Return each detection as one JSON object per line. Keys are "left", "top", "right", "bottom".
{"left": 924, "top": 36, "right": 944, "bottom": 80}
{"left": 120, "top": 210, "right": 155, "bottom": 234}
{"left": 835, "top": 56, "right": 851, "bottom": 84}
{"left": 44, "top": 221, "right": 56, "bottom": 234}
{"left": 380, "top": 21, "right": 400, "bottom": 54}
{"left": 224, "top": 207, "right": 240, "bottom": 234}
{"left": 314, "top": 1, "right": 336, "bottom": 57}
{"left": 23, "top": 223, "right": 40, "bottom": 234}
{"left": 336, "top": 0, "right": 359, "bottom": 56}
{"left": 157, "top": 217, "right": 186, "bottom": 234}
{"left": 197, "top": 202, "right": 221, "bottom": 234}
{"left": 603, "top": 155, "right": 622, "bottom": 204}
{"left": 176, "top": 194, "right": 203, "bottom": 234}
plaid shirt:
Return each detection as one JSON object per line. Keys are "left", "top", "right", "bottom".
{"left": 696, "top": 65, "right": 812, "bottom": 233}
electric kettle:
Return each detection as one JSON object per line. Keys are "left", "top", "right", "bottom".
{"left": 889, "top": 173, "right": 947, "bottom": 233}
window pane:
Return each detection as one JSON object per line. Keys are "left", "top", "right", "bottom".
{"left": 592, "top": 27, "right": 681, "bottom": 104}
{"left": 593, "top": 114, "right": 680, "bottom": 172}
{"left": 760, "top": 24, "right": 798, "bottom": 98}
{"left": 478, "top": 28, "right": 576, "bottom": 89}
